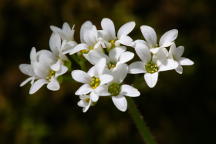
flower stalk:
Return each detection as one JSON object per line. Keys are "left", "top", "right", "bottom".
{"left": 127, "top": 97, "right": 157, "bottom": 144}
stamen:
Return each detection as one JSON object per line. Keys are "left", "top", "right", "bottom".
{"left": 89, "top": 76, "right": 100, "bottom": 89}
{"left": 145, "top": 62, "right": 159, "bottom": 74}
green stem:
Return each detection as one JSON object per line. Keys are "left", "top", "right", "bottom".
{"left": 127, "top": 97, "right": 157, "bottom": 144}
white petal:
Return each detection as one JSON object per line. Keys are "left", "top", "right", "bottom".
{"left": 140, "top": 25, "right": 157, "bottom": 47}
{"left": 75, "top": 84, "right": 92, "bottom": 95}
{"left": 67, "top": 43, "right": 87, "bottom": 55}
{"left": 80, "top": 21, "right": 93, "bottom": 43}
{"left": 150, "top": 47, "right": 160, "bottom": 54}
{"left": 20, "top": 77, "right": 33, "bottom": 87}
{"left": 87, "top": 66, "right": 97, "bottom": 77}
{"left": 117, "top": 21, "right": 135, "bottom": 38}
{"left": 29, "top": 79, "right": 47, "bottom": 94}
{"left": 153, "top": 48, "right": 169, "bottom": 65}
{"left": 30, "top": 47, "right": 37, "bottom": 62}
{"left": 135, "top": 44, "right": 151, "bottom": 63}
{"left": 129, "top": 61, "right": 145, "bottom": 74}
{"left": 175, "top": 65, "right": 183, "bottom": 74}
{"left": 121, "top": 85, "right": 140, "bottom": 97}
{"left": 95, "top": 58, "right": 106, "bottom": 75}
{"left": 112, "top": 64, "right": 128, "bottom": 83}
{"left": 84, "top": 50, "right": 106, "bottom": 65}
{"left": 169, "top": 44, "right": 184, "bottom": 60}
{"left": 90, "top": 92, "right": 99, "bottom": 102}
{"left": 55, "top": 64, "right": 68, "bottom": 77}
{"left": 83, "top": 101, "right": 91, "bottom": 113}
{"left": 119, "top": 51, "right": 134, "bottom": 64}
{"left": 118, "top": 35, "right": 133, "bottom": 46}
{"left": 19, "top": 64, "right": 34, "bottom": 76}
{"left": 112, "top": 95, "right": 127, "bottom": 112}
{"left": 62, "top": 23, "right": 74, "bottom": 40}
{"left": 77, "top": 99, "right": 87, "bottom": 107}
{"left": 83, "top": 25, "right": 98, "bottom": 46}
{"left": 95, "top": 85, "right": 110, "bottom": 96}
{"left": 179, "top": 58, "right": 194, "bottom": 66}
{"left": 62, "top": 41, "right": 77, "bottom": 54}
{"left": 71, "top": 70, "right": 91, "bottom": 83}
{"left": 101, "top": 18, "right": 116, "bottom": 40}
{"left": 47, "top": 78, "right": 60, "bottom": 91}
{"left": 109, "top": 47, "right": 126, "bottom": 62}
{"left": 51, "top": 60, "right": 61, "bottom": 71}
{"left": 49, "top": 33, "right": 61, "bottom": 56}
{"left": 175, "top": 46, "right": 184, "bottom": 59}
{"left": 99, "top": 74, "right": 113, "bottom": 85}
{"left": 159, "top": 59, "right": 178, "bottom": 71}
{"left": 144, "top": 72, "right": 158, "bottom": 88}
{"left": 159, "top": 29, "right": 178, "bottom": 47}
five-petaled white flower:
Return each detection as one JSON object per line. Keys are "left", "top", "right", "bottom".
{"left": 169, "top": 44, "right": 194, "bottom": 74}
{"left": 129, "top": 42, "right": 178, "bottom": 88}
{"left": 50, "top": 22, "right": 78, "bottom": 55}
{"left": 19, "top": 47, "right": 67, "bottom": 94}
{"left": 99, "top": 18, "right": 135, "bottom": 48}
{"left": 105, "top": 64, "right": 140, "bottom": 112}
{"left": 139, "top": 25, "right": 178, "bottom": 54}
{"left": 72, "top": 58, "right": 113, "bottom": 102}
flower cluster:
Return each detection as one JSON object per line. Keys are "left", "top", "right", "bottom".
{"left": 19, "top": 18, "right": 194, "bottom": 112}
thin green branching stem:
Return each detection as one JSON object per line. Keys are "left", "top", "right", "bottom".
{"left": 127, "top": 97, "right": 157, "bottom": 144}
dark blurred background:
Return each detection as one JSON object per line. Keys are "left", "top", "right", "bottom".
{"left": 0, "top": 0, "right": 215, "bottom": 144}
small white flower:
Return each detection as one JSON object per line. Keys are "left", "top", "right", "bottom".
{"left": 19, "top": 47, "right": 67, "bottom": 94}
{"left": 129, "top": 43, "right": 178, "bottom": 88}
{"left": 104, "top": 64, "right": 140, "bottom": 112}
{"left": 49, "top": 33, "right": 69, "bottom": 68}
{"left": 77, "top": 94, "right": 93, "bottom": 113}
{"left": 50, "top": 22, "right": 78, "bottom": 55}
{"left": 71, "top": 58, "right": 113, "bottom": 102}
{"left": 139, "top": 25, "right": 178, "bottom": 54}
{"left": 72, "top": 21, "right": 104, "bottom": 55}
{"left": 169, "top": 44, "right": 194, "bottom": 74}
{"left": 85, "top": 47, "right": 134, "bottom": 71}
{"left": 99, "top": 18, "right": 135, "bottom": 48}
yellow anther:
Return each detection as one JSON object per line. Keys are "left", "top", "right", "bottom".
{"left": 145, "top": 62, "right": 159, "bottom": 74}
{"left": 89, "top": 76, "right": 100, "bottom": 89}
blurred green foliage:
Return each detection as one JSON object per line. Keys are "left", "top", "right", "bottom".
{"left": 0, "top": 0, "right": 215, "bottom": 144}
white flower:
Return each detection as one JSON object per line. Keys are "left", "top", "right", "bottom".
{"left": 49, "top": 33, "right": 69, "bottom": 68}
{"left": 50, "top": 22, "right": 78, "bottom": 55}
{"left": 84, "top": 47, "right": 134, "bottom": 71}
{"left": 139, "top": 25, "right": 178, "bottom": 54}
{"left": 72, "top": 21, "right": 104, "bottom": 55}
{"left": 104, "top": 64, "right": 140, "bottom": 112}
{"left": 19, "top": 47, "right": 67, "bottom": 94}
{"left": 169, "top": 44, "right": 194, "bottom": 74}
{"left": 129, "top": 43, "right": 178, "bottom": 88}
{"left": 71, "top": 58, "right": 113, "bottom": 102}
{"left": 99, "top": 18, "right": 135, "bottom": 48}
{"left": 77, "top": 94, "right": 93, "bottom": 113}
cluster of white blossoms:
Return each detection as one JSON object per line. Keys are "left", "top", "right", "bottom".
{"left": 19, "top": 18, "right": 194, "bottom": 112}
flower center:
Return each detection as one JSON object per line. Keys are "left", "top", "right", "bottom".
{"left": 109, "top": 40, "right": 116, "bottom": 49}
{"left": 107, "top": 61, "right": 116, "bottom": 69}
{"left": 46, "top": 70, "right": 56, "bottom": 80}
{"left": 108, "top": 83, "right": 121, "bottom": 96}
{"left": 89, "top": 76, "right": 100, "bottom": 89}
{"left": 145, "top": 62, "right": 159, "bottom": 74}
